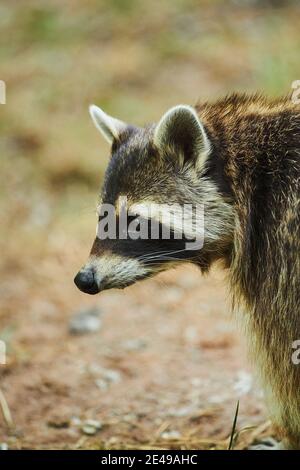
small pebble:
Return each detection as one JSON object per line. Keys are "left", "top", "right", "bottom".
{"left": 89, "top": 364, "right": 121, "bottom": 384}
{"left": 122, "top": 338, "right": 147, "bottom": 352}
{"left": 101, "top": 368, "right": 121, "bottom": 384}
{"left": 161, "top": 430, "right": 181, "bottom": 440}
{"left": 95, "top": 378, "right": 109, "bottom": 391}
{"left": 234, "top": 370, "right": 253, "bottom": 395}
{"left": 123, "top": 413, "right": 137, "bottom": 423}
{"left": 69, "top": 307, "right": 102, "bottom": 335}
{"left": 81, "top": 419, "right": 102, "bottom": 435}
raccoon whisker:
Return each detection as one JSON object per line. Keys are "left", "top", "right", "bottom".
{"left": 163, "top": 255, "right": 198, "bottom": 261}
{"left": 144, "top": 258, "right": 197, "bottom": 267}
{"left": 144, "top": 254, "right": 199, "bottom": 264}
{"left": 136, "top": 250, "right": 181, "bottom": 260}
{"left": 137, "top": 248, "right": 192, "bottom": 261}
{"left": 139, "top": 254, "right": 195, "bottom": 263}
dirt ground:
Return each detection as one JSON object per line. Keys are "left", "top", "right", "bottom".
{"left": 0, "top": 261, "right": 270, "bottom": 449}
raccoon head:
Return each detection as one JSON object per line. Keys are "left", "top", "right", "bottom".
{"left": 74, "top": 104, "right": 234, "bottom": 294}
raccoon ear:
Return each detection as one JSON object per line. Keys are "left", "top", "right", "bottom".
{"left": 154, "top": 105, "right": 210, "bottom": 169}
{"left": 89, "top": 105, "right": 128, "bottom": 144}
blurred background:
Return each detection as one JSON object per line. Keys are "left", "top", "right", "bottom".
{"left": 0, "top": 0, "right": 299, "bottom": 449}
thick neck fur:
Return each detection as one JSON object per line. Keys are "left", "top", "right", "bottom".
{"left": 198, "top": 93, "right": 299, "bottom": 302}
{"left": 199, "top": 93, "right": 300, "bottom": 445}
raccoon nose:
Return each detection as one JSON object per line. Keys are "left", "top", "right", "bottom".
{"left": 74, "top": 269, "right": 99, "bottom": 295}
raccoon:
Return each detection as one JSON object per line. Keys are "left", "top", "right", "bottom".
{"left": 74, "top": 93, "right": 300, "bottom": 449}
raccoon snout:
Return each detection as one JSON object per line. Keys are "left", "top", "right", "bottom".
{"left": 74, "top": 268, "right": 99, "bottom": 295}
